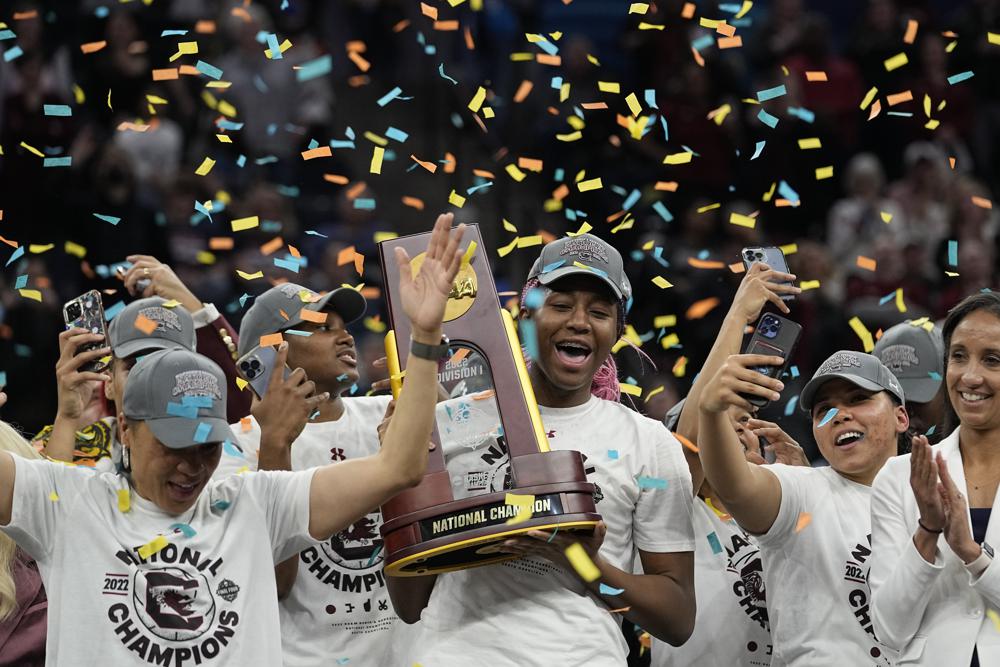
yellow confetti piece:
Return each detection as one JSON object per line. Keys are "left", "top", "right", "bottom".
{"left": 73, "top": 84, "right": 85, "bottom": 104}
{"left": 620, "top": 383, "right": 642, "bottom": 397}
{"left": 577, "top": 178, "right": 603, "bottom": 192}
{"left": 502, "top": 218, "right": 518, "bottom": 233}
{"left": 194, "top": 157, "right": 216, "bottom": 176}
{"left": 29, "top": 243, "right": 54, "bottom": 253}
{"left": 506, "top": 164, "right": 527, "bottom": 181}
{"left": 859, "top": 86, "right": 878, "bottom": 110}
{"left": 138, "top": 535, "right": 170, "bottom": 559}
{"left": 895, "top": 288, "right": 907, "bottom": 314}
{"left": 169, "top": 41, "right": 198, "bottom": 62}
{"left": 504, "top": 492, "right": 535, "bottom": 525}
{"left": 799, "top": 280, "right": 820, "bottom": 290}
{"left": 468, "top": 86, "right": 487, "bottom": 112}
{"left": 708, "top": 103, "right": 732, "bottom": 125}
{"left": 883, "top": 52, "right": 908, "bottom": 71}
{"left": 235, "top": 377, "right": 249, "bottom": 391}
{"left": 795, "top": 512, "right": 812, "bottom": 532}
{"left": 497, "top": 237, "right": 519, "bottom": 257}
{"left": 49, "top": 491, "right": 59, "bottom": 502}
{"left": 987, "top": 609, "right": 1000, "bottom": 632}
{"left": 63, "top": 241, "right": 87, "bottom": 258}
{"left": 231, "top": 216, "right": 259, "bottom": 232}
{"left": 611, "top": 216, "right": 634, "bottom": 234}
{"left": 598, "top": 81, "right": 620, "bottom": 93}
{"left": 216, "top": 134, "right": 232, "bottom": 143}
{"left": 461, "top": 241, "right": 477, "bottom": 266}
{"left": 697, "top": 202, "right": 720, "bottom": 213}
{"left": 19, "top": 141, "right": 44, "bottom": 158}
{"left": 448, "top": 190, "right": 466, "bottom": 208}
{"left": 663, "top": 151, "right": 693, "bottom": 165}
{"left": 815, "top": 166, "right": 834, "bottom": 180}
{"left": 18, "top": 289, "right": 42, "bottom": 302}
{"left": 778, "top": 243, "right": 798, "bottom": 255}
{"left": 629, "top": 3, "right": 649, "bottom": 13}
{"left": 264, "top": 38, "right": 293, "bottom": 59}
{"left": 729, "top": 212, "right": 757, "bottom": 229}
{"left": 556, "top": 130, "right": 583, "bottom": 142}
{"left": 236, "top": 269, "right": 264, "bottom": 280}
{"left": 653, "top": 315, "right": 677, "bottom": 328}
{"left": 370, "top": 146, "right": 385, "bottom": 174}
{"left": 564, "top": 542, "right": 601, "bottom": 582}
{"left": 652, "top": 276, "right": 673, "bottom": 289}
{"left": 644, "top": 385, "right": 665, "bottom": 402}
{"left": 117, "top": 488, "right": 131, "bottom": 513}
{"left": 848, "top": 316, "right": 875, "bottom": 352}
{"left": 989, "top": 32, "right": 1000, "bottom": 46}
{"left": 625, "top": 92, "right": 642, "bottom": 117}
{"left": 672, "top": 356, "right": 688, "bottom": 377}
{"left": 798, "top": 137, "right": 822, "bottom": 149}
{"left": 660, "top": 332, "right": 680, "bottom": 349}
{"left": 880, "top": 211, "right": 893, "bottom": 223}
{"left": 567, "top": 222, "right": 593, "bottom": 236}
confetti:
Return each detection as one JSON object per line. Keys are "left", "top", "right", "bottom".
{"left": 231, "top": 216, "right": 259, "bottom": 232}
{"left": 93, "top": 213, "right": 121, "bottom": 225}
{"left": 947, "top": 71, "right": 974, "bottom": 85}
{"left": 856, "top": 256, "right": 877, "bottom": 272}
{"left": 505, "top": 493, "right": 535, "bottom": 525}
{"left": 577, "top": 178, "right": 603, "bottom": 192}
{"left": 117, "top": 488, "right": 131, "bottom": 513}
{"left": 599, "top": 584, "right": 626, "bottom": 596}
{"left": 818, "top": 408, "right": 839, "bottom": 427}
{"left": 43, "top": 104, "right": 72, "bottom": 116}
{"left": 707, "top": 531, "right": 723, "bottom": 554}
{"left": 651, "top": 276, "right": 673, "bottom": 289}
{"left": 296, "top": 54, "right": 333, "bottom": 82}
{"left": 636, "top": 475, "right": 668, "bottom": 489}
{"left": 138, "top": 535, "right": 170, "bottom": 559}
{"left": 795, "top": 513, "right": 812, "bottom": 533}
{"left": 883, "top": 52, "right": 908, "bottom": 71}
{"left": 848, "top": 316, "right": 875, "bottom": 352}
{"left": 564, "top": 543, "right": 601, "bottom": 582}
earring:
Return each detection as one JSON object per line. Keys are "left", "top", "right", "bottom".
{"left": 122, "top": 446, "right": 131, "bottom": 472}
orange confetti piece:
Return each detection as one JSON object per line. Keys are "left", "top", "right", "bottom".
{"left": 514, "top": 81, "right": 536, "bottom": 104}
{"left": 337, "top": 246, "right": 357, "bottom": 266}
{"left": 259, "top": 333, "right": 284, "bottom": 348}
{"left": 288, "top": 245, "right": 301, "bottom": 259}
{"left": 552, "top": 184, "right": 570, "bottom": 201}
{"left": 420, "top": 2, "right": 438, "bottom": 19}
{"left": 348, "top": 50, "right": 371, "bottom": 72}
{"left": 580, "top": 102, "right": 608, "bottom": 110}
{"left": 259, "top": 237, "right": 284, "bottom": 256}
{"left": 687, "top": 258, "right": 727, "bottom": 270}
{"left": 472, "top": 169, "right": 495, "bottom": 179}
{"left": 449, "top": 348, "right": 471, "bottom": 365}
{"left": 434, "top": 20, "right": 459, "bottom": 31}
{"left": 868, "top": 98, "right": 882, "bottom": 121}
{"left": 716, "top": 22, "right": 736, "bottom": 37}
{"left": 518, "top": 157, "right": 544, "bottom": 172}
{"left": 949, "top": 157, "right": 957, "bottom": 170}
{"left": 443, "top": 152, "right": 457, "bottom": 174}
{"left": 392, "top": 19, "right": 410, "bottom": 32}
{"left": 411, "top": 154, "right": 438, "bottom": 173}
{"left": 887, "top": 90, "right": 913, "bottom": 106}
{"left": 194, "top": 20, "right": 216, "bottom": 34}
{"left": 685, "top": 297, "right": 721, "bottom": 319}
{"left": 178, "top": 65, "right": 200, "bottom": 76}
{"left": 80, "top": 41, "right": 107, "bottom": 54}
{"left": 673, "top": 432, "right": 699, "bottom": 454}
{"left": 240, "top": 417, "right": 252, "bottom": 432}
{"left": 805, "top": 71, "right": 828, "bottom": 81}
{"left": 681, "top": 2, "right": 696, "bottom": 18}
{"left": 345, "top": 182, "right": 367, "bottom": 200}
{"left": 152, "top": 68, "right": 179, "bottom": 81}
{"left": 323, "top": 174, "right": 349, "bottom": 185}
{"left": 691, "top": 46, "right": 705, "bottom": 67}
{"left": 301, "top": 146, "right": 333, "bottom": 160}
{"left": 655, "top": 181, "right": 679, "bottom": 191}
{"left": 209, "top": 237, "right": 234, "bottom": 250}
{"left": 402, "top": 196, "right": 425, "bottom": 210}
{"left": 464, "top": 26, "right": 475, "bottom": 50}
{"left": 856, "top": 256, "right": 877, "bottom": 271}
{"left": 13, "top": 10, "right": 39, "bottom": 19}
{"left": 536, "top": 54, "right": 561, "bottom": 66}
{"left": 299, "top": 308, "right": 328, "bottom": 324}
{"left": 134, "top": 314, "right": 158, "bottom": 335}
{"left": 972, "top": 196, "right": 993, "bottom": 209}
{"left": 904, "top": 19, "right": 919, "bottom": 44}
{"left": 354, "top": 253, "right": 365, "bottom": 276}
{"left": 718, "top": 36, "right": 743, "bottom": 49}
{"left": 795, "top": 513, "right": 812, "bottom": 533}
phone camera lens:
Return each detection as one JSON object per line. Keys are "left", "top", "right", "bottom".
{"left": 755, "top": 252, "right": 763, "bottom": 260}
{"left": 250, "top": 360, "right": 260, "bottom": 370}
{"left": 67, "top": 304, "right": 81, "bottom": 319}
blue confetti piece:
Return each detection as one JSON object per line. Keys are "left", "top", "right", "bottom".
{"left": 622, "top": 189, "right": 641, "bottom": 211}
{"left": 0, "top": 371, "right": 7, "bottom": 388}
{"left": 878, "top": 291, "right": 896, "bottom": 306}
{"left": 195, "top": 60, "right": 223, "bottom": 80}
{"left": 438, "top": 63, "right": 458, "bottom": 85}
{"left": 757, "top": 108, "right": 779, "bottom": 128}
{"left": 217, "top": 119, "right": 243, "bottom": 131}
{"left": 756, "top": 84, "right": 787, "bottom": 102}
{"left": 818, "top": 408, "right": 839, "bottom": 427}
{"left": 161, "top": 29, "right": 188, "bottom": 36}
{"left": 236, "top": 154, "right": 247, "bottom": 168}
{"left": 750, "top": 140, "right": 766, "bottom": 160}
{"left": 660, "top": 115, "right": 669, "bottom": 141}
{"left": 519, "top": 319, "right": 540, "bottom": 360}
{"left": 274, "top": 257, "right": 301, "bottom": 273}
{"left": 283, "top": 329, "right": 312, "bottom": 336}
{"left": 336, "top": 373, "right": 349, "bottom": 382}
{"left": 166, "top": 402, "right": 199, "bottom": 419}
{"left": 644, "top": 88, "right": 658, "bottom": 109}
{"left": 778, "top": 180, "right": 800, "bottom": 203}
{"left": 304, "top": 230, "right": 328, "bottom": 238}
{"left": 296, "top": 54, "right": 332, "bottom": 82}
{"left": 0, "top": 30, "right": 16, "bottom": 41}
{"left": 788, "top": 106, "right": 815, "bottom": 123}
{"left": 336, "top": 658, "right": 350, "bottom": 665}
{"left": 652, "top": 246, "right": 669, "bottom": 267}
{"left": 3, "top": 45, "right": 23, "bottom": 62}
{"left": 925, "top": 424, "right": 936, "bottom": 436}
{"left": 928, "top": 371, "right": 942, "bottom": 381}
{"left": 784, "top": 395, "right": 799, "bottom": 417}
{"left": 93, "top": 213, "right": 121, "bottom": 226}
{"left": 193, "top": 422, "right": 212, "bottom": 443}
{"left": 365, "top": 544, "right": 384, "bottom": 567}
{"left": 947, "top": 240, "right": 958, "bottom": 266}
{"left": 608, "top": 449, "right": 619, "bottom": 460}
{"left": 790, "top": 366, "right": 800, "bottom": 378}
{"left": 169, "top": 523, "right": 197, "bottom": 538}
{"left": 43, "top": 157, "right": 71, "bottom": 167}
{"left": 212, "top": 500, "right": 231, "bottom": 511}
{"left": 353, "top": 198, "right": 376, "bottom": 210}
{"left": 103, "top": 301, "right": 126, "bottom": 321}
{"left": 14, "top": 274, "right": 27, "bottom": 290}
{"left": 523, "top": 288, "right": 546, "bottom": 309}
{"left": 947, "top": 71, "right": 974, "bottom": 85}
{"left": 308, "top": 408, "right": 321, "bottom": 421}
{"left": 266, "top": 33, "right": 282, "bottom": 60}
{"left": 541, "top": 260, "right": 566, "bottom": 274}
{"left": 885, "top": 111, "right": 913, "bottom": 117}
{"left": 599, "top": 583, "right": 625, "bottom": 596}
{"left": 223, "top": 440, "right": 244, "bottom": 458}
{"left": 385, "top": 126, "right": 408, "bottom": 142}
{"left": 181, "top": 395, "right": 213, "bottom": 408}
{"left": 636, "top": 475, "right": 668, "bottom": 490}
{"left": 652, "top": 201, "right": 673, "bottom": 223}
{"left": 466, "top": 181, "right": 493, "bottom": 195}
{"left": 707, "top": 531, "right": 723, "bottom": 554}
{"left": 43, "top": 104, "right": 72, "bottom": 116}
{"left": 377, "top": 86, "right": 403, "bottom": 107}
{"left": 534, "top": 37, "right": 559, "bottom": 56}
{"left": 691, "top": 35, "right": 714, "bottom": 52}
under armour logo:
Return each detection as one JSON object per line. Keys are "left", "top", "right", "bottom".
{"left": 330, "top": 448, "right": 346, "bottom": 461}
{"left": 546, "top": 430, "right": 556, "bottom": 438}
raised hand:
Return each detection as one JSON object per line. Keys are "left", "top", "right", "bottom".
{"left": 395, "top": 213, "right": 466, "bottom": 341}
{"left": 699, "top": 354, "right": 785, "bottom": 414}
{"left": 119, "top": 255, "right": 202, "bottom": 313}
{"left": 936, "top": 453, "right": 980, "bottom": 563}
{"left": 909, "top": 435, "right": 946, "bottom": 534}
{"left": 730, "top": 262, "right": 800, "bottom": 323}
{"left": 55, "top": 327, "right": 111, "bottom": 423}
{"left": 748, "top": 417, "right": 809, "bottom": 466}
{"left": 254, "top": 343, "right": 329, "bottom": 456}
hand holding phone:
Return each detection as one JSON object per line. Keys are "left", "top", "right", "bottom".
{"left": 63, "top": 290, "right": 109, "bottom": 373}
{"left": 237, "top": 345, "right": 293, "bottom": 400}
{"left": 741, "top": 247, "right": 796, "bottom": 302}
{"left": 740, "top": 313, "right": 802, "bottom": 409}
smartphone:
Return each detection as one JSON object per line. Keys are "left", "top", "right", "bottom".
{"left": 741, "top": 246, "right": 795, "bottom": 301}
{"left": 741, "top": 312, "right": 802, "bottom": 409}
{"left": 63, "top": 290, "right": 110, "bottom": 373}
{"left": 237, "top": 345, "right": 292, "bottom": 399}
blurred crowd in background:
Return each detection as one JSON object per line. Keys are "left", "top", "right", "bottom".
{"left": 0, "top": 0, "right": 998, "bottom": 454}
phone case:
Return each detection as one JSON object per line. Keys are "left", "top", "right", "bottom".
{"left": 741, "top": 313, "right": 802, "bottom": 408}
{"left": 63, "top": 290, "right": 109, "bottom": 373}
{"left": 741, "top": 246, "right": 795, "bottom": 301}
{"left": 237, "top": 346, "right": 292, "bottom": 399}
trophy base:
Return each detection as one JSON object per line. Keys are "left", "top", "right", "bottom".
{"left": 382, "top": 485, "right": 600, "bottom": 576}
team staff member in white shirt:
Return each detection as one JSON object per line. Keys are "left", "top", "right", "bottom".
{"left": 388, "top": 234, "right": 697, "bottom": 666}
{"left": 871, "top": 291, "right": 1000, "bottom": 666}
{"left": 698, "top": 343, "right": 908, "bottom": 666}
{"left": 0, "top": 216, "right": 465, "bottom": 666}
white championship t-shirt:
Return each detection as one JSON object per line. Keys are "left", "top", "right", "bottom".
{"left": 755, "top": 464, "right": 892, "bottom": 666}
{"left": 1, "top": 456, "right": 316, "bottom": 666}
{"left": 652, "top": 497, "right": 771, "bottom": 667}
{"left": 217, "top": 396, "right": 394, "bottom": 667}
{"left": 398, "top": 394, "right": 696, "bottom": 667}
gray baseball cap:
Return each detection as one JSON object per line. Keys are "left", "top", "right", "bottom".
{"left": 872, "top": 321, "right": 944, "bottom": 403}
{"left": 123, "top": 349, "right": 231, "bottom": 449}
{"left": 108, "top": 297, "right": 196, "bottom": 358}
{"left": 527, "top": 234, "right": 632, "bottom": 301}
{"left": 237, "top": 283, "right": 367, "bottom": 357}
{"left": 801, "top": 350, "right": 905, "bottom": 412}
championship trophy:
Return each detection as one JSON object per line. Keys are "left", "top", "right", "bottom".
{"left": 378, "top": 224, "right": 601, "bottom": 576}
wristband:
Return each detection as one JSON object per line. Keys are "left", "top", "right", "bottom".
{"left": 964, "top": 543, "right": 993, "bottom": 577}
{"left": 410, "top": 334, "right": 450, "bottom": 361}
{"left": 917, "top": 518, "right": 943, "bottom": 535}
